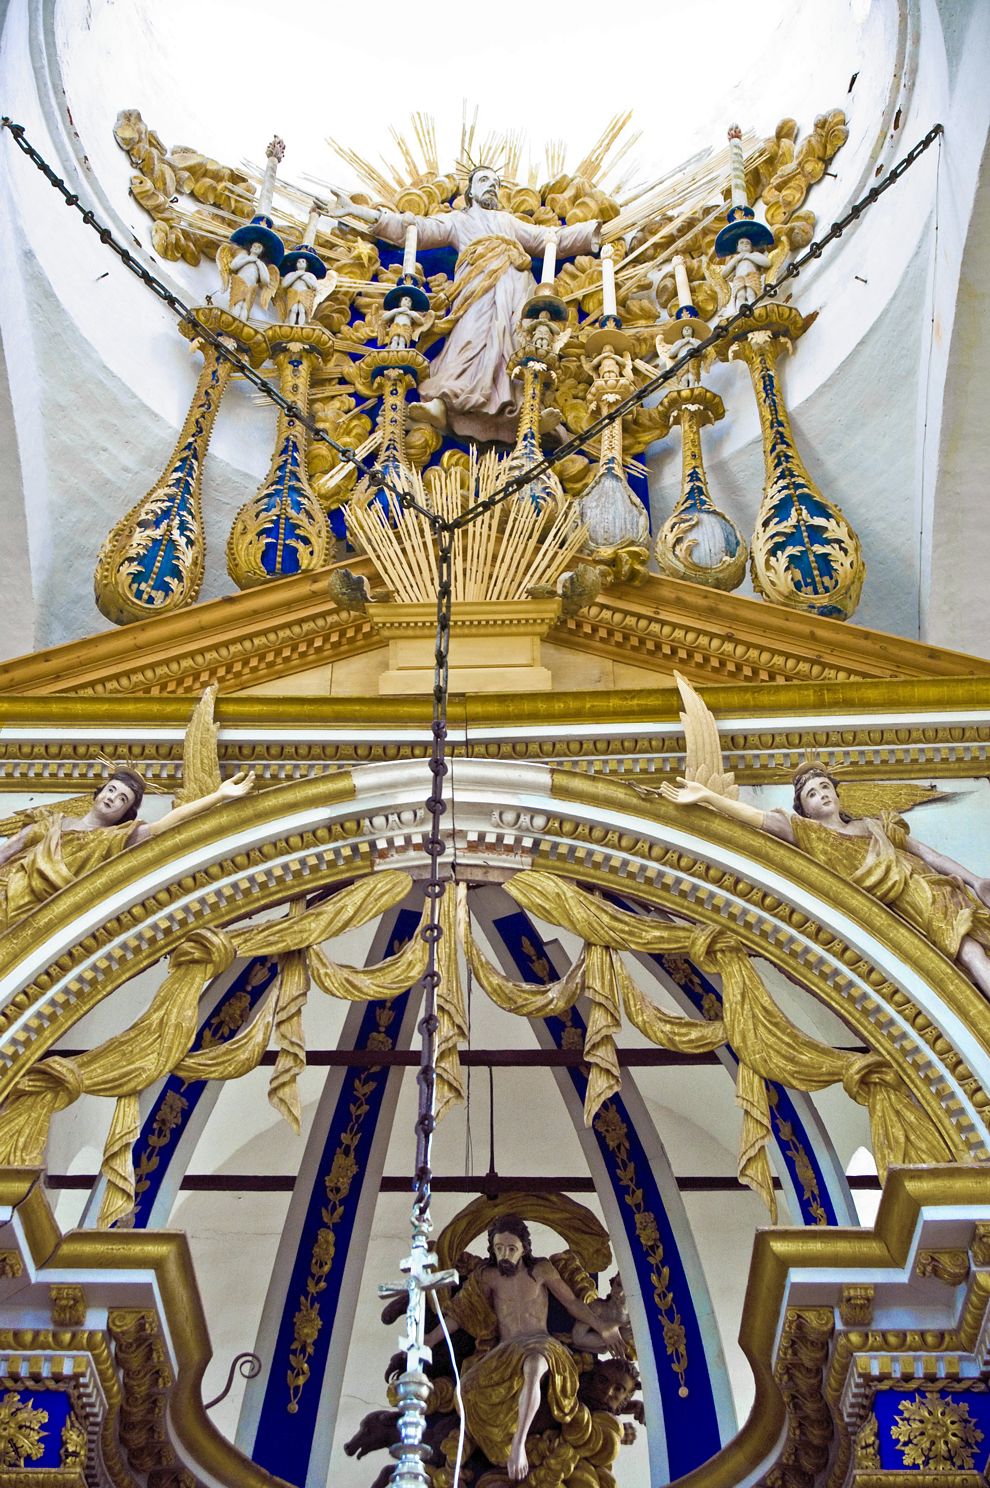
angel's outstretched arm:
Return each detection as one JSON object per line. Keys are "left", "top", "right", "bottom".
{"left": 902, "top": 832, "right": 990, "bottom": 901}
{"left": 659, "top": 778, "right": 796, "bottom": 844}
{"left": 129, "top": 772, "right": 255, "bottom": 844}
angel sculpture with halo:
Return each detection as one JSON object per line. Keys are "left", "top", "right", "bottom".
{"left": 0, "top": 689, "right": 254, "bottom": 934}
{"left": 656, "top": 673, "right": 990, "bottom": 998}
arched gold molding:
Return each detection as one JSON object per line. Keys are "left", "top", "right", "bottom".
{"left": 0, "top": 763, "right": 985, "bottom": 1166}
{"left": 669, "top": 1166, "right": 990, "bottom": 1488}
{"left": 0, "top": 1169, "right": 292, "bottom": 1488}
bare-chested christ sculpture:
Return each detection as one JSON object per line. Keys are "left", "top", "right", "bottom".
{"left": 334, "top": 168, "right": 601, "bottom": 442}
{"left": 426, "top": 1212, "right": 625, "bottom": 1481}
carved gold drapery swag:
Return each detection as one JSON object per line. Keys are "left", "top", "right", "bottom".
{"left": 478, "top": 871, "right": 951, "bottom": 1219}
{"left": 435, "top": 885, "right": 468, "bottom": 1123}
{"left": 0, "top": 871, "right": 429, "bottom": 1228}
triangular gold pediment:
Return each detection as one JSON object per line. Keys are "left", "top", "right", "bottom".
{"left": 1, "top": 564, "right": 987, "bottom": 698}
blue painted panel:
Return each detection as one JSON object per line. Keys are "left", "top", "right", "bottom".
{"left": 0, "top": 1388, "right": 74, "bottom": 1469}
{"left": 874, "top": 1390, "right": 990, "bottom": 1473}
{"left": 250, "top": 907, "right": 421, "bottom": 1486}
{"left": 126, "top": 957, "right": 279, "bottom": 1229}
{"left": 493, "top": 909, "right": 724, "bottom": 1479}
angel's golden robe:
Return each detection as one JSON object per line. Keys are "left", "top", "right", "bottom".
{"left": 789, "top": 811, "right": 990, "bottom": 959}
{"left": 0, "top": 819, "right": 135, "bottom": 930}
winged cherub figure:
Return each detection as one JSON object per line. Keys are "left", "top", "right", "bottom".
{"left": 0, "top": 689, "right": 253, "bottom": 933}
{"left": 216, "top": 237, "right": 281, "bottom": 320}
{"left": 656, "top": 674, "right": 990, "bottom": 998}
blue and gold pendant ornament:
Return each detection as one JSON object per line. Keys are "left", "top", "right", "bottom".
{"left": 653, "top": 255, "right": 747, "bottom": 590}
{"left": 720, "top": 303, "right": 865, "bottom": 620}
{"left": 224, "top": 191, "right": 337, "bottom": 589}
{"left": 503, "top": 266, "right": 570, "bottom": 519}
{"left": 709, "top": 127, "right": 864, "bottom": 619}
{"left": 653, "top": 383, "right": 747, "bottom": 591}
{"left": 95, "top": 137, "right": 288, "bottom": 625}
{"left": 352, "top": 270, "right": 433, "bottom": 519}
{"left": 226, "top": 320, "right": 334, "bottom": 588}
{"left": 93, "top": 308, "right": 269, "bottom": 625}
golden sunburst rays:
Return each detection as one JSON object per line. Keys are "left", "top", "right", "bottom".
{"left": 348, "top": 449, "right": 588, "bottom": 607}
{"left": 187, "top": 104, "right": 744, "bottom": 247}
{"left": 321, "top": 105, "right": 648, "bottom": 208}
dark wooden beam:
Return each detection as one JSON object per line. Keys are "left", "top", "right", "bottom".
{"left": 51, "top": 1046, "right": 868, "bottom": 1068}
{"left": 45, "top": 1173, "right": 882, "bottom": 1194}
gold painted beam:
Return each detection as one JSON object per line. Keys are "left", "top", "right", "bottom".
{"left": 553, "top": 576, "right": 990, "bottom": 685}
{"left": 3, "top": 676, "right": 990, "bottom": 793}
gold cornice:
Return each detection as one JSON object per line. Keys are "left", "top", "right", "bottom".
{"left": 550, "top": 576, "right": 990, "bottom": 686}
{"left": 2, "top": 1171, "right": 294, "bottom": 1488}
{"left": 3, "top": 672, "right": 990, "bottom": 727}
{"left": 667, "top": 1168, "right": 990, "bottom": 1488}
{"left": 0, "top": 565, "right": 379, "bottom": 699}
{"left": 1, "top": 563, "right": 988, "bottom": 699}
{"left": 1, "top": 674, "right": 988, "bottom": 796}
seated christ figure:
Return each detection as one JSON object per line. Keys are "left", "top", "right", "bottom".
{"left": 426, "top": 1212, "right": 626, "bottom": 1481}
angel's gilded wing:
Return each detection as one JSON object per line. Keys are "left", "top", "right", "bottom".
{"left": 703, "top": 255, "right": 731, "bottom": 313}
{"left": 838, "top": 781, "right": 948, "bottom": 821}
{"left": 175, "top": 686, "right": 221, "bottom": 807}
{"left": 313, "top": 270, "right": 339, "bottom": 309}
{"left": 766, "top": 238, "right": 791, "bottom": 287}
{"left": 258, "top": 263, "right": 280, "bottom": 311}
{"left": 215, "top": 241, "right": 236, "bottom": 291}
{"left": 675, "top": 671, "right": 738, "bottom": 799}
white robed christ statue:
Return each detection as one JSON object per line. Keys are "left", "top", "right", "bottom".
{"left": 335, "top": 167, "right": 601, "bottom": 442}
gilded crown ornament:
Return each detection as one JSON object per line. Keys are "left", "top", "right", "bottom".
{"left": 100, "top": 103, "right": 856, "bottom": 633}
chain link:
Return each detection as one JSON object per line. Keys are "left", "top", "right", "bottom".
{"left": 413, "top": 523, "right": 452, "bottom": 1219}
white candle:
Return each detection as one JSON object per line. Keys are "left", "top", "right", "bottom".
{"left": 258, "top": 135, "right": 285, "bottom": 218}
{"left": 673, "top": 254, "right": 693, "bottom": 311}
{"left": 304, "top": 202, "right": 322, "bottom": 244}
{"left": 541, "top": 228, "right": 559, "bottom": 286}
{"left": 601, "top": 242, "right": 617, "bottom": 318}
{"left": 402, "top": 216, "right": 418, "bottom": 278}
{"left": 727, "top": 124, "right": 747, "bottom": 211}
